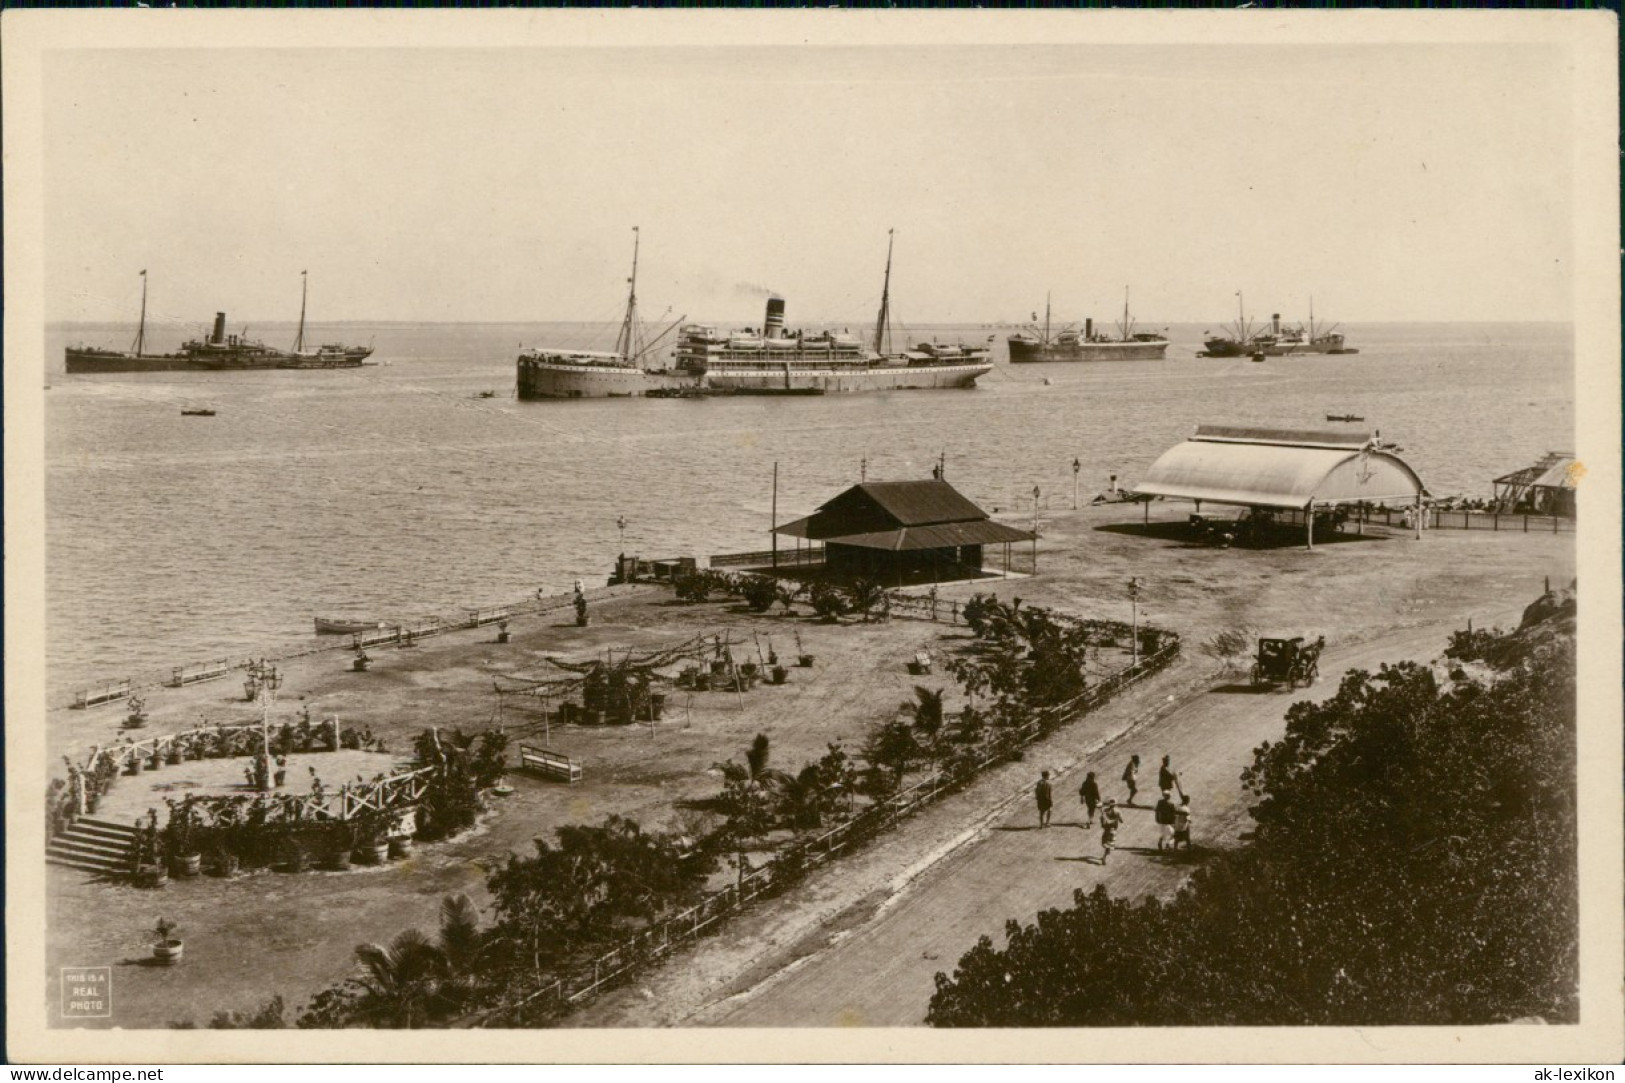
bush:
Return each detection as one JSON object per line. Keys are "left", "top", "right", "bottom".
{"left": 928, "top": 619, "right": 1578, "bottom": 1026}
{"left": 808, "top": 581, "right": 849, "bottom": 621}
{"left": 739, "top": 576, "right": 780, "bottom": 613}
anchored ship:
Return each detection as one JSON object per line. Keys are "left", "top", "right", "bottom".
{"left": 515, "top": 229, "right": 694, "bottom": 399}
{"left": 516, "top": 230, "right": 993, "bottom": 399}
{"left": 63, "top": 271, "right": 373, "bottom": 374}
{"left": 1256, "top": 301, "right": 1358, "bottom": 356}
{"left": 1007, "top": 289, "right": 1168, "bottom": 363}
{"left": 1200, "top": 294, "right": 1358, "bottom": 358}
{"left": 1199, "top": 291, "right": 1262, "bottom": 358}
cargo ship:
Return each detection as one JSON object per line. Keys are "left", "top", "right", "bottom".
{"left": 1200, "top": 295, "right": 1357, "bottom": 358}
{"left": 63, "top": 272, "right": 373, "bottom": 374}
{"left": 1256, "top": 302, "right": 1358, "bottom": 356}
{"left": 516, "top": 230, "right": 993, "bottom": 400}
{"left": 1007, "top": 289, "right": 1168, "bottom": 363}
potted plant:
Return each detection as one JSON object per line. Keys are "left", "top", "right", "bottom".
{"left": 324, "top": 824, "right": 354, "bottom": 870}
{"left": 649, "top": 692, "right": 667, "bottom": 720}
{"left": 355, "top": 811, "right": 391, "bottom": 866}
{"left": 771, "top": 665, "right": 789, "bottom": 685}
{"left": 166, "top": 740, "right": 184, "bottom": 766}
{"left": 281, "top": 835, "right": 311, "bottom": 874}
{"left": 496, "top": 620, "right": 510, "bottom": 644}
{"left": 388, "top": 828, "right": 414, "bottom": 860}
{"left": 795, "top": 632, "right": 814, "bottom": 668}
{"left": 152, "top": 918, "right": 183, "bottom": 966}
{"left": 739, "top": 661, "right": 759, "bottom": 679}
{"left": 210, "top": 843, "right": 240, "bottom": 879}
{"left": 165, "top": 798, "right": 203, "bottom": 878}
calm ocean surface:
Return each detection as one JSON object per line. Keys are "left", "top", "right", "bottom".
{"left": 41, "top": 320, "right": 1572, "bottom": 698}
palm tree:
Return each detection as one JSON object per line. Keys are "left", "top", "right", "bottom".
{"left": 352, "top": 928, "right": 447, "bottom": 1029}
{"left": 434, "top": 894, "right": 485, "bottom": 1013}
{"left": 910, "top": 686, "right": 945, "bottom": 739}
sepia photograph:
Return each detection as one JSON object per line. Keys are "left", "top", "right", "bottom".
{"left": 5, "top": 9, "right": 1620, "bottom": 1065}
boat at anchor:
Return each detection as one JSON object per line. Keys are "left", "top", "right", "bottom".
{"left": 516, "top": 230, "right": 993, "bottom": 399}
{"left": 1007, "top": 289, "right": 1169, "bottom": 363}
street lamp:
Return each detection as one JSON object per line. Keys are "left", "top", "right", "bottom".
{"left": 1128, "top": 578, "right": 1141, "bottom": 666}
{"left": 616, "top": 515, "right": 627, "bottom": 555}
{"left": 1072, "top": 457, "right": 1081, "bottom": 510}
{"left": 1031, "top": 486, "right": 1041, "bottom": 574}
{"left": 256, "top": 660, "right": 283, "bottom": 790}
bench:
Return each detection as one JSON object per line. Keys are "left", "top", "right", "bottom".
{"left": 908, "top": 651, "right": 933, "bottom": 676}
{"left": 519, "top": 744, "right": 582, "bottom": 784}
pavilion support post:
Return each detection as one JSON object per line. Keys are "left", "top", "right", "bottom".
{"left": 1414, "top": 494, "right": 1424, "bottom": 541}
{"left": 1143, "top": 500, "right": 1150, "bottom": 525}
{"left": 1306, "top": 501, "right": 1315, "bottom": 550}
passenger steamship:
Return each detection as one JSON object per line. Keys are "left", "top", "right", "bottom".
{"left": 515, "top": 230, "right": 993, "bottom": 400}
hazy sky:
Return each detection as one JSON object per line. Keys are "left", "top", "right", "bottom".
{"left": 43, "top": 40, "right": 1576, "bottom": 326}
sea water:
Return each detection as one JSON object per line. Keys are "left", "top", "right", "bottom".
{"left": 40, "top": 320, "right": 1572, "bottom": 698}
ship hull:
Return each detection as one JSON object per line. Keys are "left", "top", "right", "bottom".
{"left": 516, "top": 359, "right": 700, "bottom": 400}
{"left": 515, "top": 358, "right": 992, "bottom": 399}
{"left": 1007, "top": 340, "right": 1168, "bottom": 363}
{"left": 703, "top": 363, "right": 991, "bottom": 394}
{"left": 64, "top": 349, "right": 195, "bottom": 374}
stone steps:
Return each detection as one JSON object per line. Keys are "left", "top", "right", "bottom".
{"left": 47, "top": 816, "right": 139, "bottom": 877}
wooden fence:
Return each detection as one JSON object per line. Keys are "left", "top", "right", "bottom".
{"left": 60, "top": 582, "right": 660, "bottom": 712}
{"left": 479, "top": 635, "right": 1182, "bottom": 1024}
{"left": 709, "top": 546, "right": 826, "bottom": 569}
{"left": 1276, "top": 505, "right": 1574, "bottom": 535}
{"left": 74, "top": 719, "right": 429, "bottom": 825}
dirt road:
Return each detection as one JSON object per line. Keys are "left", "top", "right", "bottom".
{"left": 588, "top": 603, "right": 1531, "bottom": 1028}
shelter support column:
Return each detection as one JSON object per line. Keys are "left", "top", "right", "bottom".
{"left": 1306, "top": 501, "right": 1315, "bottom": 550}
{"left": 1414, "top": 494, "right": 1423, "bottom": 541}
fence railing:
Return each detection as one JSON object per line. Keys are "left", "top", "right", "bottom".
{"left": 60, "top": 581, "right": 661, "bottom": 712}
{"left": 709, "top": 546, "right": 826, "bottom": 569}
{"left": 479, "top": 635, "right": 1181, "bottom": 1024}
{"left": 1276, "top": 505, "right": 1574, "bottom": 535}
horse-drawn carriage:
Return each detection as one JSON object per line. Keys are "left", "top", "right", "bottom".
{"left": 1251, "top": 635, "right": 1324, "bottom": 689}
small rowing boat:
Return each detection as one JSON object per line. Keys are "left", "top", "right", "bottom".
{"left": 1324, "top": 414, "right": 1365, "bottom": 423}
{"left": 314, "top": 617, "right": 388, "bottom": 636}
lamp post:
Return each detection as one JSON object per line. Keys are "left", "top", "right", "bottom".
{"left": 256, "top": 660, "right": 283, "bottom": 790}
{"left": 1128, "top": 578, "right": 1141, "bottom": 667}
{"left": 1031, "top": 486, "right": 1040, "bottom": 574}
{"left": 1072, "top": 458, "right": 1081, "bottom": 510}
{"left": 616, "top": 515, "right": 627, "bottom": 555}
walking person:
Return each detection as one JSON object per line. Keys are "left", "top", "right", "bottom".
{"left": 1035, "top": 770, "right": 1054, "bottom": 828}
{"left": 1154, "top": 790, "right": 1177, "bottom": 851}
{"left": 1099, "top": 799, "right": 1123, "bottom": 864}
{"left": 1121, "top": 754, "right": 1141, "bottom": 806}
{"left": 1172, "top": 794, "right": 1193, "bottom": 851}
{"left": 1078, "top": 770, "right": 1101, "bottom": 827}
{"left": 1158, "top": 754, "right": 1181, "bottom": 798}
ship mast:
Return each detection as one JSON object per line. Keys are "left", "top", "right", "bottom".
{"left": 615, "top": 227, "right": 641, "bottom": 365}
{"left": 872, "top": 228, "right": 894, "bottom": 356}
{"left": 1118, "top": 286, "right": 1134, "bottom": 341}
{"left": 131, "top": 270, "right": 148, "bottom": 356}
{"left": 293, "top": 270, "right": 308, "bottom": 354}
{"left": 1044, "top": 292, "right": 1051, "bottom": 345}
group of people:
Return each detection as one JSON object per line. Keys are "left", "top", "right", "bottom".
{"left": 1033, "top": 753, "right": 1193, "bottom": 865}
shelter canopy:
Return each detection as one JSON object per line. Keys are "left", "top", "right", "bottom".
{"left": 775, "top": 479, "right": 1035, "bottom": 551}
{"left": 1134, "top": 425, "right": 1427, "bottom": 510}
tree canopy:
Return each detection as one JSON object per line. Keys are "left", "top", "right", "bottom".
{"left": 928, "top": 608, "right": 1577, "bottom": 1026}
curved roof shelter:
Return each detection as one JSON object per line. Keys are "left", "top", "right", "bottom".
{"left": 1136, "top": 425, "right": 1427, "bottom": 510}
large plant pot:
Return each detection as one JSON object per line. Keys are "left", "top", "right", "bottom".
{"left": 650, "top": 693, "right": 667, "bottom": 720}
{"left": 153, "top": 939, "right": 184, "bottom": 966}
{"left": 136, "top": 863, "right": 168, "bottom": 889}
{"left": 212, "top": 854, "right": 241, "bottom": 878}
{"left": 388, "top": 836, "right": 414, "bottom": 860}
{"left": 173, "top": 853, "right": 202, "bottom": 878}
{"left": 771, "top": 666, "right": 788, "bottom": 685}
{"left": 798, "top": 655, "right": 816, "bottom": 668}
{"left": 360, "top": 842, "right": 390, "bottom": 866}
{"left": 693, "top": 674, "right": 711, "bottom": 691}
{"left": 128, "top": 758, "right": 143, "bottom": 776}
{"left": 324, "top": 849, "right": 353, "bottom": 871}
{"left": 739, "top": 663, "right": 759, "bottom": 679}
{"left": 710, "top": 660, "right": 729, "bottom": 675}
